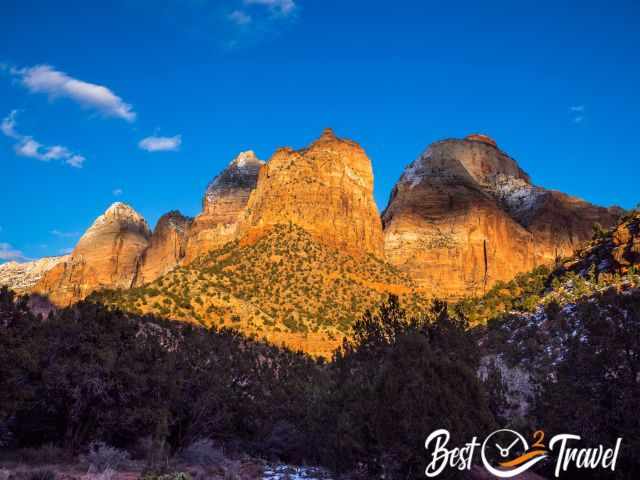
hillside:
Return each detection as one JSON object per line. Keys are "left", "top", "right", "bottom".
{"left": 458, "top": 210, "right": 640, "bottom": 325}
{"left": 93, "top": 223, "right": 429, "bottom": 356}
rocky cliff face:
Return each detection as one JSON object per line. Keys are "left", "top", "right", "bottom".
{"left": 240, "top": 128, "right": 384, "bottom": 257}
{"left": 184, "top": 151, "right": 264, "bottom": 263}
{"left": 135, "top": 210, "right": 191, "bottom": 286}
{"left": 560, "top": 211, "right": 640, "bottom": 276}
{"left": 0, "top": 255, "right": 69, "bottom": 292}
{"left": 382, "top": 135, "right": 620, "bottom": 298}
{"left": 34, "top": 202, "right": 151, "bottom": 305}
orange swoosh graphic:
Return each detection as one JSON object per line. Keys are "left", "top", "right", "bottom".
{"left": 499, "top": 450, "right": 547, "bottom": 468}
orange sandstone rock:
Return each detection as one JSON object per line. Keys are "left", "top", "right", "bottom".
{"left": 383, "top": 136, "right": 620, "bottom": 299}
{"left": 240, "top": 128, "right": 385, "bottom": 257}
{"left": 135, "top": 210, "right": 191, "bottom": 286}
{"left": 34, "top": 202, "right": 150, "bottom": 305}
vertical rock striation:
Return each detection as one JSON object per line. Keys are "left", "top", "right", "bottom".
{"left": 240, "top": 128, "right": 385, "bottom": 257}
{"left": 135, "top": 210, "right": 191, "bottom": 286}
{"left": 383, "top": 134, "right": 620, "bottom": 299}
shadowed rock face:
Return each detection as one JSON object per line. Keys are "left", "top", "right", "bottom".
{"left": 184, "top": 151, "right": 264, "bottom": 263}
{"left": 34, "top": 202, "right": 151, "bottom": 305}
{"left": 383, "top": 135, "right": 620, "bottom": 299}
{"left": 135, "top": 210, "right": 191, "bottom": 286}
{"left": 240, "top": 128, "right": 385, "bottom": 257}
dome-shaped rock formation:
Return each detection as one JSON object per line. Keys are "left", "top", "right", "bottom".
{"left": 34, "top": 202, "right": 151, "bottom": 305}
{"left": 184, "top": 151, "right": 264, "bottom": 262}
{"left": 382, "top": 136, "right": 620, "bottom": 299}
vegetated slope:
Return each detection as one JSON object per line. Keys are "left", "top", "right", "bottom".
{"left": 93, "top": 223, "right": 429, "bottom": 357}
{"left": 464, "top": 212, "right": 640, "bottom": 478}
{"left": 460, "top": 210, "right": 640, "bottom": 428}
{"left": 458, "top": 210, "right": 640, "bottom": 326}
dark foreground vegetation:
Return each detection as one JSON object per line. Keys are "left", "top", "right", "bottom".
{"left": 1, "top": 283, "right": 640, "bottom": 478}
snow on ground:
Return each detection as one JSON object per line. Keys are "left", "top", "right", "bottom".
{"left": 262, "top": 464, "right": 334, "bottom": 480}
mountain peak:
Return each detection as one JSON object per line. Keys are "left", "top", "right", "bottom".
{"left": 185, "top": 152, "right": 264, "bottom": 262}
{"left": 465, "top": 133, "right": 498, "bottom": 147}
{"left": 241, "top": 127, "right": 384, "bottom": 257}
{"left": 90, "top": 202, "right": 150, "bottom": 236}
{"left": 230, "top": 150, "right": 263, "bottom": 168}
{"left": 319, "top": 127, "right": 336, "bottom": 140}
{"left": 400, "top": 136, "right": 530, "bottom": 190}
{"left": 35, "top": 202, "right": 152, "bottom": 305}
{"left": 205, "top": 151, "right": 264, "bottom": 204}
{"left": 383, "top": 135, "right": 620, "bottom": 299}
{"left": 103, "top": 202, "right": 146, "bottom": 222}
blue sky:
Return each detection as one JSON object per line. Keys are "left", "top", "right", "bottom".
{"left": 1, "top": 0, "right": 639, "bottom": 262}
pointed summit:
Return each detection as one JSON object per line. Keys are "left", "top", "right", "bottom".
{"left": 205, "top": 151, "right": 264, "bottom": 204}
{"left": 184, "top": 151, "right": 264, "bottom": 262}
{"left": 34, "top": 203, "right": 151, "bottom": 305}
{"left": 319, "top": 127, "right": 336, "bottom": 140}
{"left": 230, "top": 150, "right": 262, "bottom": 168}
{"left": 465, "top": 133, "right": 498, "bottom": 147}
{"left": 83, "top": 202, "right": 150, "bottom": 241}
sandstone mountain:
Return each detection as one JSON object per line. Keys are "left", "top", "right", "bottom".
{"left": 240, "top": 128, "right": 384, "bottom": 257}
{"left": 12, "top": 129, "right": 627, "bottom": 351}
{"left": 135, "top": 210, "right": 192, "bottom": 286}
{"left": 34, "top": 202, "right": 151, "bottom": 305}
{"left": 184, "top": 151, "right": 264, "bottom": 263}
{"left": 0, "top": 255, "right": 69, "bottom": 292}
{"left": 382, "top": 134, "right": 620, "bottom": 299}
{"left": 94, "top": 223, "right": 428, "bottom": 357}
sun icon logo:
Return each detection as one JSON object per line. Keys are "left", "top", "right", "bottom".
{"left": 481, "top": 429, "right": 548, "bottom": 478}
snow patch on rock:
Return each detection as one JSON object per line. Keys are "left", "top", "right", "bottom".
{"left": 205, "top": 151, "right": 264, "bottom": 204}
{"left": 0, "top": 255, "right": 69, "bottom": 291}
{"left": 401, "top": 147, "right": 433, "bottom": 188}
{"left": 487, "top": 173, "right": 546, "bottom": 220}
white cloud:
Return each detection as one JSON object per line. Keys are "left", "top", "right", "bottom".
{"left": 138, "top": 134, "right": 182, "bottom": 152}
{"left": 15, "top": 138, "right": 42, "bottom": 158}
{"left": 50, "top": 229, "right": 80, "bottom": 238}
{"left": 0, "top": 110, "right": 20, "bottom": 138}
{"left": 12, "top": 64, "right": 136, "bottom": 122}
{"left": 1, "top": 110, "right": 85, "bottom": 168}
{"left": 59, "top": 247, "right": 74, "bottom": 255}
{"left": 568, "top": 106, "right": 586, "bottom": 124}
{"left": 244, "top": 0, "right": 296, "bottom": 15}
{"left": 229, "top": 10, "right": 252, "bottom": 25}
{"left": 112, "top": 188, "right": 123, "bottom": 196}
{"left": 66, "top": 154, "right": 86, "bottom": 168}
{"left": 0, "top": 242, "right": 27, "bottom": 262}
